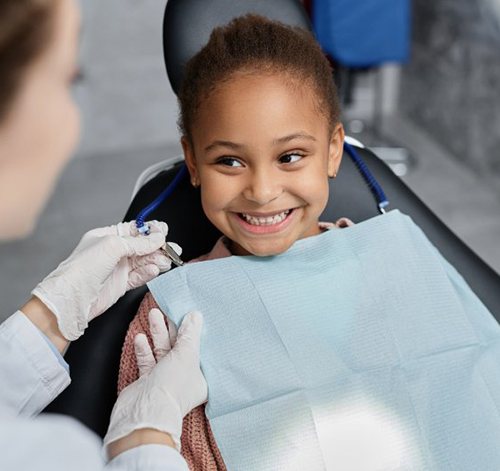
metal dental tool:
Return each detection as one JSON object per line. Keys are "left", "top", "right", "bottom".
{"left": 161, "top": 241, "right": 184, "bottom": 267}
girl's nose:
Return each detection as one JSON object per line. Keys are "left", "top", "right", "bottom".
{"left": 243, "top": 170, "right": 283, "bottom": 205}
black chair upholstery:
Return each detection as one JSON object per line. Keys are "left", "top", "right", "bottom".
{"left": 45, "top": 0, "right": 500, "bottom": 439}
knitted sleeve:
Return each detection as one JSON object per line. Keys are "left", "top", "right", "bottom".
{"left": 117, "top": 291, "right": 226, "bottom": 471}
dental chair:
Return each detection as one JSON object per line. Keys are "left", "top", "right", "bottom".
{"left": 45, "top": 0, "right": 500, "bottom": 440}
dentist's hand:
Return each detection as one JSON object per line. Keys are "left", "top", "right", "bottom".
{"left": 104, "top": 309, "right": 208, "bottom": 458}
{"left": 26, "top": 221, "right": 180, "bottom": 342}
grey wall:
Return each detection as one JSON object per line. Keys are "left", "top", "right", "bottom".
{"left": 76, "top": 0, "right": 180, "bottom": 157}
{"left": 400, "top": 0, "right": 500, "bottom": 187}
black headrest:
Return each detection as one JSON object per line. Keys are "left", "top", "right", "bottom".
{"left": 163, "top": 0, "right": 311, "bottom": 95}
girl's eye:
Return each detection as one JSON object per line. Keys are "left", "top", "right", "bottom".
{"left": 217, "top": 157, "right": 243, "bottom": 168}
{"left": 279, "top": 153, "right": 303, "bottom": 164}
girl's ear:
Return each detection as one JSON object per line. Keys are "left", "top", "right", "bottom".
{"left": 181, "top": 136, "right": 200, "bottom": 187}
{"left": 327, "top": 123, "right": 345, "bottom": 178}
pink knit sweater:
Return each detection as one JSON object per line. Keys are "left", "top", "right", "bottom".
{"left": 117, "top": 219, "right": 353, "bottom": 470}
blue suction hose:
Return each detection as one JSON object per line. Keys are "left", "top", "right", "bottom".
{"left": 343, "top": 142, "right": 389, "bottom": 214}
{"left": 135, "top": 164, "right": 188, "bottom": 234}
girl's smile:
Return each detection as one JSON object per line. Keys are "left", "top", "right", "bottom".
{"left": 183, "top": 72, "right": 344, "bottom": 256}
{"left": 233, "top": 208, "right": 296, "bottom": 234}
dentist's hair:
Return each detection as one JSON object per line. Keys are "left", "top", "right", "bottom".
{"left": 178, "top": 14, "right": 340, "bottom": 139}
{"left": 0, "top": 0, "right": 58, "bottom": 123}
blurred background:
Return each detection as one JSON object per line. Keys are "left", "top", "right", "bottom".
{"left": 1, "top": 0, "right": 499, "bottom": 318}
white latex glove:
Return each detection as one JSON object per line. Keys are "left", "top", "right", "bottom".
{"left": 32, "top": 221, "right": 181, "bottom": 341}
{"left": 135, "top": 308, "right": 179, "bottom": 376}
{"left": 104, "top": 310, "right": 208, "bottom": 451}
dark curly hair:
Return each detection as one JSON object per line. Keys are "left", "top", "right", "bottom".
{"left": 0, "top": 0, "right": 58, "bottom": 123}
{"left": 178, "top": 14, "right": 340, "bottom": 139}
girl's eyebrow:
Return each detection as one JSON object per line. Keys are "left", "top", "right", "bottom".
{"left": 205, "top": 132, "right": 316, "bottom": 153}
{"left": 204, "top": 140, "right": 244, "bottom": 152}
{"left": 273, "top": 132, "right": 317, "bottom": 145}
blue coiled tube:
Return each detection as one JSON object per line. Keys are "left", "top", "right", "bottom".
{"left": 343, "top": 142, "right": 389, "bottom": 213}
{"left": 135, "top": 164, "right": 188, "bottom": 234}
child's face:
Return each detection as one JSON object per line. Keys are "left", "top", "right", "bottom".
{"left": 183, "top": 73, "right": 344, "bottom": 256}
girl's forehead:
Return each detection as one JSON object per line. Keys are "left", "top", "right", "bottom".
{"left": 201, "top": 73, "right": 325, "bottom": 120}
{"left": 192, "top": 74, "right": 331, "bottom": 147}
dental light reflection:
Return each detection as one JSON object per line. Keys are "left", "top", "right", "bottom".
{"left": 316, "top": 399, "right": 421, "bottom": 470}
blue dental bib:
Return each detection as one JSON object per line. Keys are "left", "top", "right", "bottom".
{"left": 148, "top": 210, "right": 500, "bottom": 470}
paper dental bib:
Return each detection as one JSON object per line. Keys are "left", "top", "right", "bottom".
{"left": 148, "top": 210, "right": 500, "bottom": 471}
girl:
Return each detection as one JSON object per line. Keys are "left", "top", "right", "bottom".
{"left": 118, "top": 14, "right": 352, "bottom": 469}
{"left": 119, "top": 12, "right": 500, "bottom": 471}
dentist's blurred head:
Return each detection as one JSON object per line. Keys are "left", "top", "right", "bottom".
{"left": 0, "top": 0, "right": 81, "bottom": 240}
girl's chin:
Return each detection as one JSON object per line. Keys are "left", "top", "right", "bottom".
{"left": 230, "top": 238, "right": 295, "bottom": 257}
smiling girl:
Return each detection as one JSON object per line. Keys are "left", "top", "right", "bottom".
{"left": 110, "top": 10, "right": 500, "bottom": 470}
{"left": 118, "top": 14, "right": 352, "bottom": 469}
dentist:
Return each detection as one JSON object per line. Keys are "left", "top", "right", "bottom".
{"left": 0, "top": 0, "right": 206, "bottom": 469}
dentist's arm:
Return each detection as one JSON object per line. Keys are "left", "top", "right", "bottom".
{"left": 0, "top": 309, "right": 204, "bottom": 471}
{"left": 0, "top": 220, "right": 179, "bottom": 417}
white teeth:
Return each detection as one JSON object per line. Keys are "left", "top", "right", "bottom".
{"left": 241, "top": 210, "right": 290, "bottom": 226}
